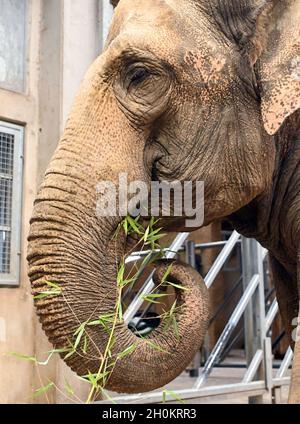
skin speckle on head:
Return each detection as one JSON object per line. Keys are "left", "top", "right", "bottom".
{"left": 184, "top": 49, "right": 227, "bottom": 86}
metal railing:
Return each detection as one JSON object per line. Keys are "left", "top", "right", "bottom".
{"left": 100, "top": 232, "right": 292, "bottom": 404}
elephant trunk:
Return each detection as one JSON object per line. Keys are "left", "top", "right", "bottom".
{"left": 27, "top": 182, "right": 209, "bottom": 393}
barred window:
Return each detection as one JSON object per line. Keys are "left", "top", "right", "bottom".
{"left": 0, "top": 121, "right": 23, "bottom": 286}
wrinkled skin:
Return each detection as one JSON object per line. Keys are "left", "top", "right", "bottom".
{"left": 27, "top": 0, "right": 300, "bottom": 401}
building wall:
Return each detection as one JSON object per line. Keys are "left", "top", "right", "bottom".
{"left": 0, "top": 0, "right": 113, "bottom": 404}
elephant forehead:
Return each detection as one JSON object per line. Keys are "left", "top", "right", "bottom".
{"left": 106, "top": 0, "right": 232, "bottom": 79}
{"left": 108, "top": 0, "right": 178, "bottom": 43}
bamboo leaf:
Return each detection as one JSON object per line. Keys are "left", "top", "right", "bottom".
{"left": 145, "top": 340, "right": 170, "bottom": 354}
{"left": 141, "top": 293, "right": 169, "bottom": 304}
{"left": 126, "top": 215, "right": 143, "bottom": 235}
{"left": 33, "top": 382, "right": 54, "bottom": 398}
{"left": 82, "top": 335, "right": 88, "bottom": 354}
{"left": 162, "top": 390, "right": 184, "bottom": 404}
{"left": 117, "top": 261, "right": 125, "bottom": 287}
{"left": 161, "top": 263, "right": 173, "bottom": 284}
{"left": 8, "top": 352, "right": 36, "bottom": 362}
{"left": 64, "top": 379, "right": 75, "bottom": 396}
{"left": 117, "top": 344, "right": 136, "bottom": 360}
{"left": 74, "top": 326, "right": 85, "bottom": 350}
{"left": 44, "top": 281, "right": 61, "bottom": 290}
{"left": 64, "top": 350, "right": 76, "bottom": 360}
{"left": 117, "top": 302, "right": 123, "bottom": 322}
{"left": 34, "top": 289, "right": 61, "bottom": 299}
{"left": 165, "top": 281, "right": 189, "bottom": 291}
{"left": 143, "top": 226, "right": 150, "bottom": 243}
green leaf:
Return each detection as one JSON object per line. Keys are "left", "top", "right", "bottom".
{"left": 143, "top": 226, "right": 150, "bottom": 243}
{"left": 145, "top": 340, "right": 170, "bottom": 354}
{"left": 169, "top": 299, "right": 178, "bottom": 316}
{"left": 165, "top": 281, "right": 188, "bottom": 291}
{"left": 64, "top": 350, "right": 76, "bottom": 360}
{"left": 162, "top": 390, "right": 184, "bottom": 404}
{"left": 126, "top": 215, "right": 143, "bottom": 235}
{"left": 34, "top": 289, "right": 61, "bottom": 299}
{"left": 107, "top": 335, "right": 116, "bottom": 352}
{"left": 64, "top": 379, "right": 75, "bottom": 396}
{"left": 161, "top": 263, "right": 173, "bottom": 284}
{"left": 147, "top": 217, "right": 160, "bottom": 230}
{"left": 117, "top": 302, "right": 123, "bottom": 322}
{"left": 36, "top": 352, "right": 54, "bottom": 366}
{"left": 74, "top": 326, "right": 85, "bottom": 350}
{"left": 8, "top": 352, "right": 36, "bottom": 362}
{"left": 33, "top": 382, "right": 54, "bottom": 398}
{"left": 34, "top": 281, "right": 62, "bottom": 299}
{"left": 117, "top": 344, "right": 136, "bottom": 360}
{"left": 49, "top": 347, "right": 73, "bottom": 355}
{"left": 141, "top": 293, "right": 169, "bottom": 304}
{"left": 123, "top": 218, "right": 128, "bottom": 236}
{"left": 82, "top": 370, "right": 110, "bottom": 389}
{"left": 44, "top": 281, "right": 61, "bottom": 290}
{"left": 82, "top": 335, "right": 88, "bottom": 354}
{"left": 117, "top": 261, "right": 125, "bottom": 287}
{"left": 88, "top": 314, "right": 114, "bottom": 334}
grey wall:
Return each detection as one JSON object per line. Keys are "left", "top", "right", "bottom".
{"left": 0, "top": 0, "right": 27, "bottom": 92}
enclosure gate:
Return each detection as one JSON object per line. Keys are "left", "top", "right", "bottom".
{"left": 100, "top": 232, "right": 292, "bottom": 404}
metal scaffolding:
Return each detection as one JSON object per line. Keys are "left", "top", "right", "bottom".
{"left": 100, "top": 232, "right": 293, "bottom": 404}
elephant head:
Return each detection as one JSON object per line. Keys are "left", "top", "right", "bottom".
{"left": 27, "top": 0, "right": 300, "bottom": 394}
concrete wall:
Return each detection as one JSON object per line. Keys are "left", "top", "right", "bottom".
{"left": 0, "top": 0, "right": 113, "bottom": 403}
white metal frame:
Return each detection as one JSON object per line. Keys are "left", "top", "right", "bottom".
{"left": 99, "top": 232, "right": 292, "bottom": 404}
{"left": 0, "top": 121, "right": 24, "bottom": 287}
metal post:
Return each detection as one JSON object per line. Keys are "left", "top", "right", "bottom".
{"left": 185, "top": 241, "right": 201, "bottom": 376}
{"left": 195, "top": 274, "right": 260, "bottom": 388}
{"left": 242, "top": 238, "right": 268, "bottom": 403}
{"left": 185, "top": 240, "right": 196, "bottom": 269}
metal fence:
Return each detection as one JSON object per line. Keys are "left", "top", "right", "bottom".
{"left": 100, "top": 232, "right": 292, "bottom": 404}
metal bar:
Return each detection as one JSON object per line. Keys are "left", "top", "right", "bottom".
{"left": 185, "top": 240, "right": 196, "bottom": 269}
{"left": 242, "top": 238, "right": 256, "bottom": 366}
{"left": 195, "top": 240, "right": 241, "bottom": 249}
{"left": 264, "top": 338, "right": 274, "bottom": 392}
{"left": 124, "top": 232, "right": 189, "bottom": 323}
{"left": 209, "top": 275, "right": 242, "bottom": 325}
{"left": 204, "top": 231, "right": 240, "bottom": 289}
{"left": 266, "top": 299, "right": 279, "bottom": 332}
{"left": 125, "top": 240, "right": 238, "bottom": 264}
{"left": 100, "top": 381, "right": 266, "bottom": 404}
{"left": 251, "top": 242, "right": 268, "bottom": 403}
{"left": 242, "top": 349, "right": 263, "bottom": 383}
{"left": 276, "top": 347, "right": 293, "bottom": 379}
{"left": 273, "top": 377, "right": 291, "bottom": 386}
{"left": 195, "top": 274, "right": 260, "bottom": 389}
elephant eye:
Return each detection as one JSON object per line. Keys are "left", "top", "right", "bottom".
{"left": 128, "top": 67, "right": 151, "bottom": 87}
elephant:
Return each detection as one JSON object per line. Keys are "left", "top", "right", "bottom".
{"left": 27, "top": 0, "right": 300, "bottom": 402}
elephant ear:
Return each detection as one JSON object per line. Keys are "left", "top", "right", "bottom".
{"left": 209, "top": 0, "right": 300, "bottom": 135}
{"left": 259, "top": 0, "right": 300, "bottom": 135}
